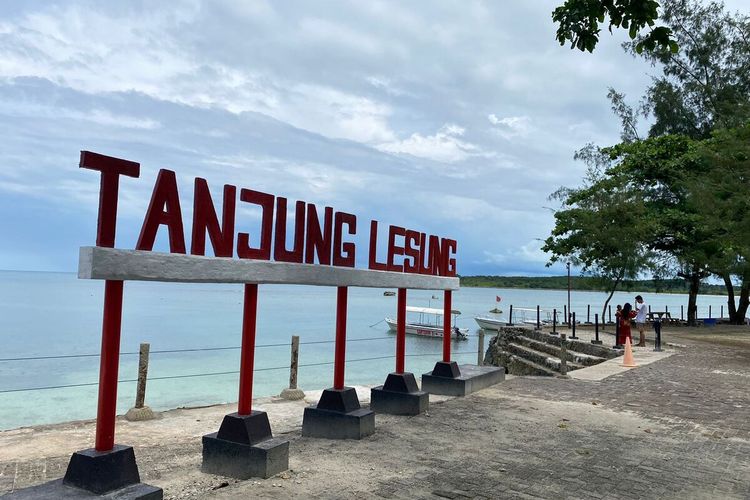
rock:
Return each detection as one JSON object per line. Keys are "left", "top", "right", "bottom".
{"left": 125, "top": 405, "right": 155, "bottom": 421}
{"left": 280, "top": 388, "right": 306, "bottom": 400}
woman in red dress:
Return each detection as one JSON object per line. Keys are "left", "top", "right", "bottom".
{"left": 616, "top": 302, "right": 637, "bottom": 345}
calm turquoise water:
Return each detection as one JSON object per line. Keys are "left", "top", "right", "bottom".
{"left": 0, "top": 270, "right": 731, "bottom": 430}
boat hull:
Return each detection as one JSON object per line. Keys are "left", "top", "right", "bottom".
{"left": 385, "top": 318, "right": 468, "bottom": 340}
{"left": 474, "top": 316, "right": 508, "bottom": 331}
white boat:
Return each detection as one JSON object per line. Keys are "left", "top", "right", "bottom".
{"left": 475, "top": 308, "right": 555, "bottom": 330}
{"left": 474, "top": 315, "right": 508, "bottom": 331}
{"left": 386, "top": 306, "right": 468, "bottom": 340}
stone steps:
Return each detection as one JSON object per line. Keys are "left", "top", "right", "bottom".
{"left": 517, "top": 328, "right": 618, "bottom": 360}
{"left": 506, "top": 342, "right": 584, "bottom": 372}
{"left": 512, "top": 335, "right": 606, "bottom": 366}
{"left": 483, "top": 325, "right": 619, "bottom": 378}
{"left": 500, "top": 352, "right": 558, "bottom": 377}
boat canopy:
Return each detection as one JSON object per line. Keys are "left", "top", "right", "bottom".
{"left": 406, "top": 306, "right": 461, "bottom": 315}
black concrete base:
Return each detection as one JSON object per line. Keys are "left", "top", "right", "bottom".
{"left": 201, "top": 411, "right": 289, "bottom": 479}
{"left": 371, "top": 373, "right": 429, "bottom": 415}
{"left": 3, "top": 479, "right": 162, "bottom": 499}
{"left": 591, "top": 340, "right": 603, "bottom": 345}
{"left": 422, "top": 364, "right": 505, "bottom": 397}
{"left": 51, "top": 444, "right": 160, "bottom": 499}
{"left": 216, "top": 411, "right": 272, "bottom": 444}
{"left": 431, "top": 361, "right": 461, "bottom": 378}
{"left": 202, "top": 433, "right": 289, "bottom": 479}
{"left": 302, "top": 387, "right": 375, "bottom": 439}
{"left": 63, "top": 445, "right": 140, "bottom": 494}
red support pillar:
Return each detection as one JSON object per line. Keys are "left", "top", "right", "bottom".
{"left": 94, "top": 280, "right": 124, "bottom": 452}
{"left": 442, "top": 290, "right": 452, "bottom": 363}
{"left": 333, "top": 286, "right": 348, "bottom": 390}
{"left": 238, "top": 283, "right": 258, "bottom": 415}
{"left": 395, "top": 288, "right": 406, "bottom": 374}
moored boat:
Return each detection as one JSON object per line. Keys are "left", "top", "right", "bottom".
{"left": 386, "top": 306, "right": 468, "bottom": 340}
{"left": 474, "top": 315, "right": 507, "bottom": 331}
{"left": 475, "top": 308, "right": 554, "bottom": 330}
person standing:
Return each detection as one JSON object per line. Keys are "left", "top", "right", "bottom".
{"left": 634, "top": 295, "right": 647, "bottom": 346}
{"left": 617, "top": 303, "right": 637, "bottom": 346}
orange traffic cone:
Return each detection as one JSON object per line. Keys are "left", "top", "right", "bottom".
{"left": 622, "top": 337, "right": 637, "bottom": 367}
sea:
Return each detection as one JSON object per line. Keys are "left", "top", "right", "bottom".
{"left": 0, "top": 270, "right": 731, "bottom": 430}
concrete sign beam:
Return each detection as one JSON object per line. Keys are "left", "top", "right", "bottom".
{"left": 79, "top": 246, "right": 460, "bottom": 290}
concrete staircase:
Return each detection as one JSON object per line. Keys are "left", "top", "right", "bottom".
{"left": 483, "top": 327, "right": 618, "bottom": 377}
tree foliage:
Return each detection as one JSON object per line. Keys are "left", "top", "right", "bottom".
{"left": 542, "top": 143, "right": 653, "bottom": 321}
{"left": 553, "top": 0, "right": 678, "bottom": 53}
{"left": 549, "top": 0, "right": 750, "bottom": 325}
{"left": 628, "top": 0, "right": 750, "bottom": 138}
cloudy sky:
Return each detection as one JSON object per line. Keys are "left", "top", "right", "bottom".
{"left": 0, "top": 0, "right": 703, "bottom": 275}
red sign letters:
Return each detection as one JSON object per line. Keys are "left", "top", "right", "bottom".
{"left": 81, "top": 151, "right": 457, "bottom": 277}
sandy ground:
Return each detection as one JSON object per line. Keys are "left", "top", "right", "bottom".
{"left": 1, "top": 325, "right": 748, "bottom": 499}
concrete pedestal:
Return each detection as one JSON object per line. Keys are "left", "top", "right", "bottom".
{"left": 201, "top": 411, "right": 289, "bottom": 479}
{"left": 302, "top": 387, "right": 375, "bottom": 439}
{"left": 371, "top": 372, "right": 429, "bottom": 416}
{"left": 4, "top": 480, "right": 162, "bottom": 500}
{"left": 422, "top": 363, "right": 505, "bottom": 397}
{"left": 6, "top": 445, "right": 162, "bottom": 499}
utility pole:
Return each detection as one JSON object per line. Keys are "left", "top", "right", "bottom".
{"left": 567, "top": 262, "right": 571, "bottom": 329}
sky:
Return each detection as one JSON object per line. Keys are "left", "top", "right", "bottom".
{"left": 0, "top": 0, "right": 731, "bottom": 276}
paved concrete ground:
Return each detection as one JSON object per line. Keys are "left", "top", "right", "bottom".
{"left": 1, "top": 326, "right": 749, "bottom": 499}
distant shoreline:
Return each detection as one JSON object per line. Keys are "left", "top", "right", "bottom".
{"left": 459, "top": 276, "right": 728, "bottom": 296}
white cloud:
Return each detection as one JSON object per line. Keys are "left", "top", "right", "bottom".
{"left": 0, "top": 1, "right": 659, "bottom": 274}
{"left": 488, "top": 114, "right": 532, "bottom": 139}
{"left": 377, "top": 124, "right": 489, "bottom": 163}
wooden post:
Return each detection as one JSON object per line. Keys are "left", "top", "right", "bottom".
{"left": 477, "top": 330, "right": 485, "bottom": 366}
{"left": 135, "top": 343, "right": 149, "bottom": 409}
{"left": 289, "top": 335, "right": 300, "bottom": 389}
{"left": 559, "top": 334, "right": 568, "bottom": 378}
{"left": 125, "top": 342, "right": 155, "bottom": 421}
{"left": 281, "top": 335, "right": 305, "bottom": 400}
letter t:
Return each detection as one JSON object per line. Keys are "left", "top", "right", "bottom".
{"left": 79, "top": 151, "right": 140, "bottom": 248}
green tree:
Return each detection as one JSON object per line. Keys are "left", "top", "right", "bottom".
{"left": 628, "top": 0, "right": 750, "bottom": 139}
{"left": 543, "top": 144, "right": 652, "bottom": 324}
{"left": 690, "top": 124, "right": 750, "bottom": 323}
{"left": 553, "top": 0, "right": 678, "bottom": 52}
{"left": 605, "top": 134, "right": 712, "bottom": 325}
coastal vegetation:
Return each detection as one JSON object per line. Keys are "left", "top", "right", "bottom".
{"left": 459, "top": 275, "right": 728, "bottom": 295}
{"left": 547, "top": 0, "right": 750, "bottom": 325}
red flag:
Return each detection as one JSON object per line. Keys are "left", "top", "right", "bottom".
{"left": 496, "top": 296, "right": 502, "bottom": 302}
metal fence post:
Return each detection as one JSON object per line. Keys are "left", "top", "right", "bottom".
{"left": 569, "top": 312, "right": 578, "bottom": 339}
{"left": 536, "top": 305, "right": 541, "bottom": 330}
{"left": 592, "top": 314, "right": 602, "bottom": 344}
{"left": 653, "top": 320, "right": 662, "bottom": 352}
{"left": 551, "top": 309, "right": 558, "bottom": 335}
{"left": 507, "top": 305, "right": 514, "bottom": 326}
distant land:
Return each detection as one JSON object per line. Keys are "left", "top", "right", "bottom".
{"left": 459, "top": 276, "right": 727, "bottom": 296}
